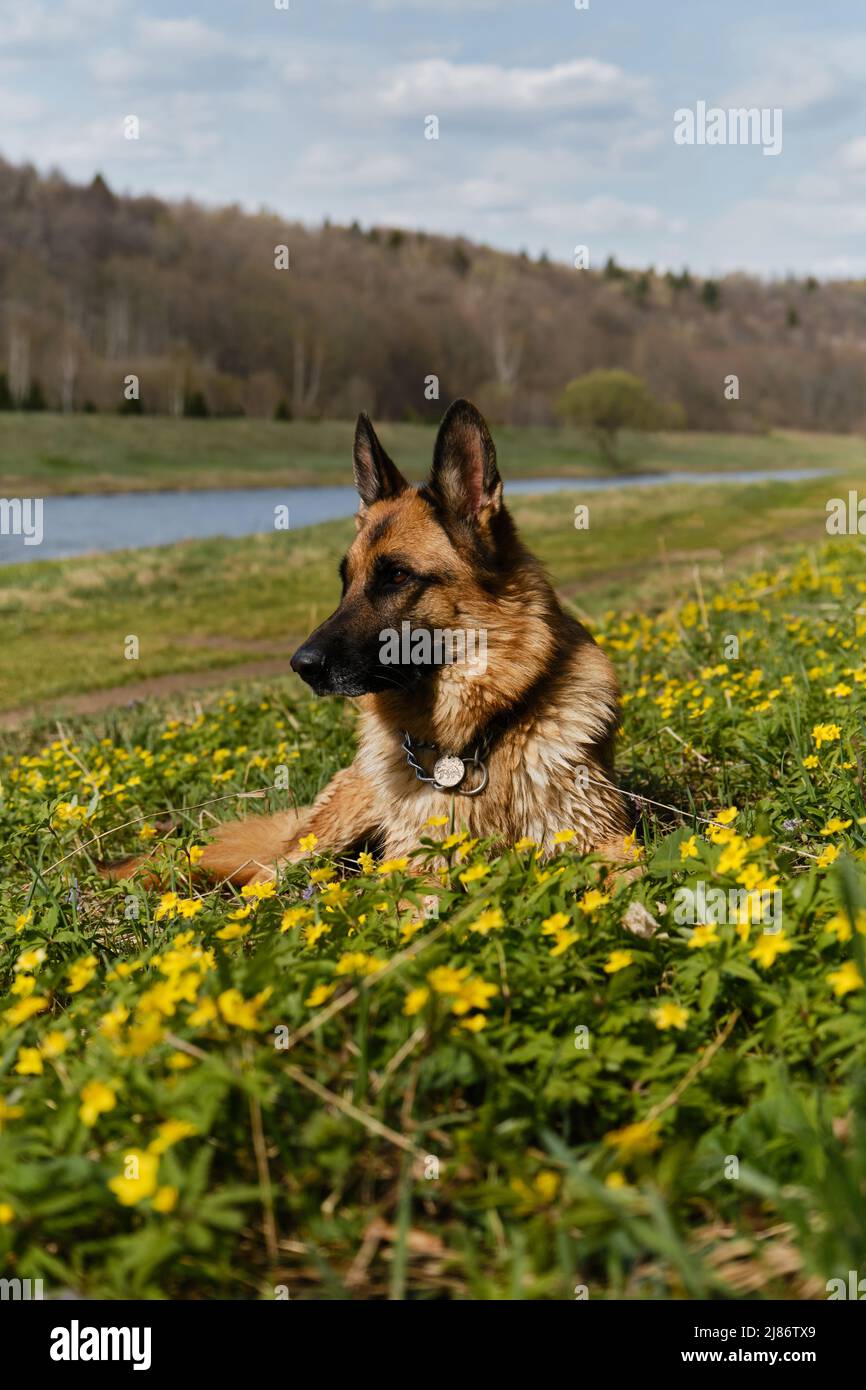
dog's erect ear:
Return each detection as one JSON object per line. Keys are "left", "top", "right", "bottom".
{"left": 428, "top": 399, "right": 502, "bottom": 523}
{"left": 353, "top": 413, "right": 408, "bottom": 510}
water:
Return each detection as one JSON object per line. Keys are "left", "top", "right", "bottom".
{"left": 0, "top": 468, "right": 825, "bottom": 565}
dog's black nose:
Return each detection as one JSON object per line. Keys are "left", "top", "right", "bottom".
{"left": 291, "top": 644, "right": 327, "bottom": 684}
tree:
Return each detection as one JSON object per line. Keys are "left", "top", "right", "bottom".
{"left": 183, "top": 389, "right": 209, "bottom": 418}
{"left": 22, "top": 380, "right": 46, "bottom": 411}
{"left": 701, "top": 279, "right": 721, "bottom": 310}
{"left": 556, "top": 369, "right": 664, "bottom": 465}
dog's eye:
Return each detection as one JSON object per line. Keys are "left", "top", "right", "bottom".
{"left": 386, "top": 568, "right": 410, "bottom": 587}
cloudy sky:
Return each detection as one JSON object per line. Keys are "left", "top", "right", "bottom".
{"left": 3, "top": 0, "right": 866, "bottom": 277}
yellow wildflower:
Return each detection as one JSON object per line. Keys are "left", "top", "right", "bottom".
{"left": 176, "top": 898, "right": 204, "bottom": 920}
{"left": 469, "top": 907, "right": 504, "bottom": 935}
{"left": 428, "top": 965, "right": 471, "bottom": 995}
{"left": 280, "top": 906, "right": 313, "bottom": 933}
{"left": 217, "top": 987, "right": 272, "bottom": 1030}
{"left": 0, "top": 1098, "right": 25, "bottom": 1129}
{"left": 812, "top": 723, "right": 841, "bottom": 748}
{"left": 14, "top": 1046, "right": 43, "bottom": 1076}
{"left": 688, "top": 924, "right": 720, "bottom": 949}
{"left": 148, "top": 1119, "right": 197, "bottom": 1155}
{"left": 108, "top": 1150, "right": 159, "bottom": 1207}
{"left": 549, "top": 929, "right": 579, "bottom": 956}
{"left": 459, "top": 864, "right": 490, "bottom": 886}
{"left": 541, "top": 912, "right": 571, "bottom": 935}
{"left": 14, "top": 947, "right": 46, "bottom": 973}
{"left": 827, "top": 961, "right": 864, "bottom": 997}
{"left": 749, "top": 931, "right": 794, "bottom": 969}
{"left": 653, "top": 1002, "right": 690, "bottom": 1031}
{"left": 603, "top": 950, "right": 634, "bottom": 974}
{"left": 603, "top": 1118, "right": 661, "bottom": 1159}
{"left": 67, "top": 955, "right": 98, "bottom": 993}
{"left": 305, "top": 983, "right": 337, "bottom": 1008}
{"left": 451, "top": 978, "right": 497, "bottom": 1015}
{"left": 189, "top": 997, "right": 217, "bottom": 1028}
{"left": 458, "top": 1013, "right": 487, "bottom": 1032}
{"left": 155, "top": 892, "right": 179, "bottom": 921}
{"left": 215, "top": 921, "right": 251, "bottom": 940}
{"left": 241, "top": 881, "right": 276, "bottom": 901}
{"left": 403, "top": 987, "right": 430, "bottom": 1016}
{"left": 335, "top": 952, "right": 384, "bottom": 977}
{"left": 79, "top": 1080, "right": 117, "bottom": 1126}
{"left": 4, "top": 995, "right": 50, "bottom": 1026}
{"left": 99, "top": 1005, "right": 130, "bottom": 1040}
{"left": 377, "top": 857, "right": 410, "bottom": 875}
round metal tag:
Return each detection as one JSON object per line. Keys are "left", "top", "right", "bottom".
{"left": 432, "top": 754, "right": 465, "bottom": 789}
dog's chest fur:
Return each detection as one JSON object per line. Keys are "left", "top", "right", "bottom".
{"left": 355, "top": 635, "right": 629, "bottom": 858}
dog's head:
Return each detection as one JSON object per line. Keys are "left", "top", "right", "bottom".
{"left": 290, "top": 399, "right": 517, "bottom": 697}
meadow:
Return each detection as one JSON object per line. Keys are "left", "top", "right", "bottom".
{"left": 1, "top": 463, "right": 865, "bottom": 720}
{"left": 1, "top": 484, "right": 865, "bottom": 1296}
{"left": 1, "top": 410, "right": 863, "bottom": 495}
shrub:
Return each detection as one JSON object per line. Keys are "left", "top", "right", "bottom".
{"left": 556, "top": 369, "right": 665, "bottom": 465}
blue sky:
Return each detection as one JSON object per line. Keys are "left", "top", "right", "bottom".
{"left": 3, "top": 0, "right": 866, "bottom": 277}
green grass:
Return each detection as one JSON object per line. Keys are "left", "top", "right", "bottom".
{"left": 0, "top": 412, "right": 862, "bottom": 494}
{"left": 1, "top": 539, "right": 865, "bottom": 1298}
{"left": 0, "top": 466, "right": 863, "bottom": 715}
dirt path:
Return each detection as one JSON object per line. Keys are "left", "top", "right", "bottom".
{"left": 0, "top": 657, "right": 300, "bottom": 731}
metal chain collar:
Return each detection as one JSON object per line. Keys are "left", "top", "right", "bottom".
{"left": 401, "top": 730, "right": 489, "bottom": 796}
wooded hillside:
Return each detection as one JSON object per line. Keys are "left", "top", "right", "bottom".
{"left": 2, "top": 156, "right": 866, "bottom": 431}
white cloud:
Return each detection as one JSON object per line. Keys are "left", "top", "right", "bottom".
{"left": 378, "top": 58, "right": 651, "bottom": 122}
{"left": 0, "top": 88, "right": 44, "bottom": 124}
{"left": 5, "top": 94, "right": 224, "bottom": 177}
{"left": 135, "top": 17, "right": 237, "bottom": 57}
{"left": 534, "top": 195, "right": 684, "bottom": 238}
{"left": 0, "top": 0, "right": 126, "bottom": 49}
{"left": 723, "top": 33, "right": 866, "bottom": 120}
{"left": 837, "top": 135, "right": 866, "bottom": 170}
{"left": 88, "top": 16, "right": 265, "bottom": 91}
{"left": 295, "top": 144, "right": 416, "bottom": 191}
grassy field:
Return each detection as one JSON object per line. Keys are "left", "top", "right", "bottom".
{"left": 0, "top": 411, "right": 863, "bottom": 494}
{"left": 0, "top": 464, "right": 864, "bottom": 718}
{"left": 2, "top": 440, "right": 866, "bottom": 1298}
{"left": 1, "top": 536, "right": 865, "bottom": 1298}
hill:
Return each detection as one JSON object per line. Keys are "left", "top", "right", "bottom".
{"left": 2, "top": 156, "right": 866, "bottom": 431}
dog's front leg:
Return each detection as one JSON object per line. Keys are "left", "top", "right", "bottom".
{"left": 244, "top": 762, "right": 382, "bottom": 883}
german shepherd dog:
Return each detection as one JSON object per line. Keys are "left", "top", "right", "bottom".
{"left": 115, "top": 400, "right": 630, "bottom": 886}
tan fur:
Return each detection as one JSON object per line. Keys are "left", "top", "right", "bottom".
{"left": 108, "top": 403, "right": 630, "bottom": 886}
